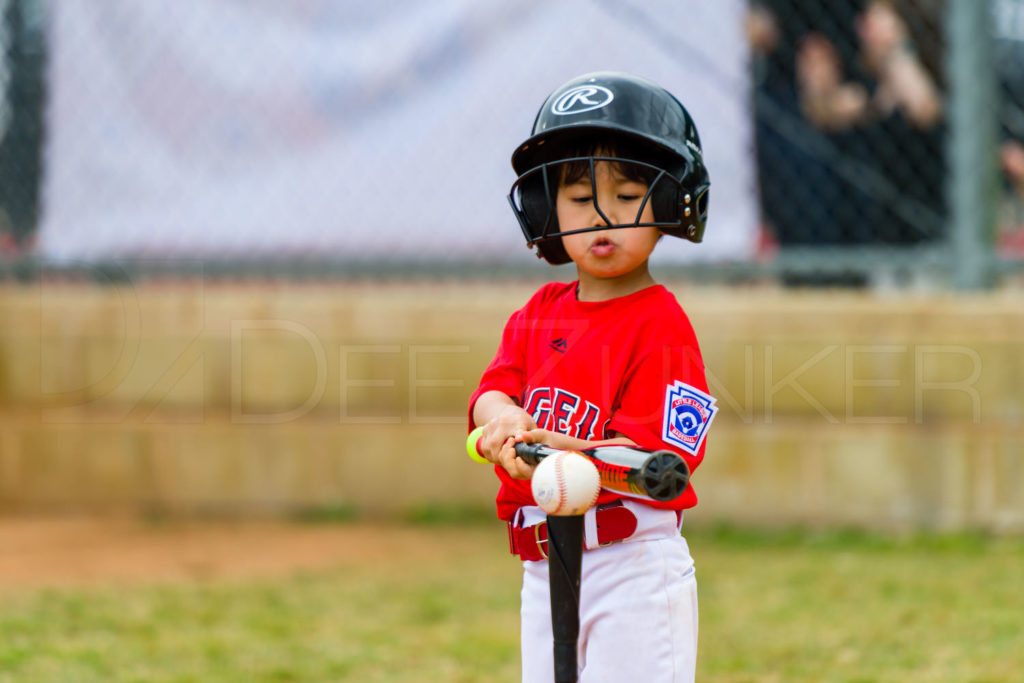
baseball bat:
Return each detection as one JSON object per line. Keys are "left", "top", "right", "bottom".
{"left": 466, "top": 427, "right": 690, "bottom": 503}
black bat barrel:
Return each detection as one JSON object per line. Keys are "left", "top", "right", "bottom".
{"left": 637, "top": 450, "right": 691, "bottom": 502}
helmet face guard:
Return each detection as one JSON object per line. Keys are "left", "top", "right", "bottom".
{"left": 508, "top": 72, "right": 711, "bottom": 265}
{"left": 508, "top": 156, "right": 709, "bottom": 265}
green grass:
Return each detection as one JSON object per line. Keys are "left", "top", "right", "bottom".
{"left": 0, "top": 523, "right": 1021, "bottom": 682}
{"left": 694, "top": 525, "right": 1024, "bottom": 682}
{"left": 0, "top": 521, "right": 521, "bottom": 683}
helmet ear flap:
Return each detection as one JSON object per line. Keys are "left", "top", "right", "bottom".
{"left": 650, "top": 169, "right": 681, "bottom": 231}
{"left": 519, "top": 171, "right": 553, "bottom": 239}
{"left": 651, "top": 162, "right": 710, "bottom": 243}
{"left": 511, "top": 166, "right": 574, "bottom": 265}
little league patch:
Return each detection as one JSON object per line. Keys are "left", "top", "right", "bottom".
{"left": 662, "top": 380, "right": 718, "bottom": 455}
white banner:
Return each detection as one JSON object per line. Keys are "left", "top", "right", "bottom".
{"left": 38, "top": 0, "right": 756, "bottom": 264}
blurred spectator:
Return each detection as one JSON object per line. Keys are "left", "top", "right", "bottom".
{"left": 0, "top": 0, "right": 45, "bottom": 254}
{"left": 748, "top": 0, "right": 866, "bottom": 252}
{"left": 748, "top": 0, "right": 947, "bottom": 278}
{"left": 850, "top": 0, "right": 946, "bottom": 245}
{"left": 994, "top": 0, "right": 1024, "bottom": 253}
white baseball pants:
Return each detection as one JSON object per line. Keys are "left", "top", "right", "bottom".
{"left": 517, "top": 500, "right": 698, "bottom": 682}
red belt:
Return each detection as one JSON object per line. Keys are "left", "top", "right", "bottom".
{"left": 508, "top": 501, "right": 638, "bottom": 562}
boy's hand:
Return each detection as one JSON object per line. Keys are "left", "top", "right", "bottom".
{"left": 479, "top": 404, "right": 537, "bottom": 480}
{"left": 500, "top": 429, "right": 594, "bottom": 480}
{"left": 518, "top": 429, "right": 577, "bottom": 452}
{"left": 518, "top": 428, "right": 635, "bottom": 454}
{"left": 495, "top": 435, "right": 537, "bottom": 480}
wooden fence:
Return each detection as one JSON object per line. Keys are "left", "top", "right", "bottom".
{"left": 1, "top": 281, "right": 1020, "bottom": 531}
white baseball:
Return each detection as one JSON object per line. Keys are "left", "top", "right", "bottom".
{"left": 530, "top": 450, "right": 601, "bottom": 516}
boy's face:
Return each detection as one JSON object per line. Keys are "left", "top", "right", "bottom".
{"left": 556, "top": 159, "right": 661, "bottom": 279}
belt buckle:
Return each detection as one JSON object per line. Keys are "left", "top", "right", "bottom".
{"left": 533, "top": 520, "right": 549, "bottom": 560}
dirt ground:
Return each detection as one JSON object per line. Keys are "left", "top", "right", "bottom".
{"left": 0, "top": 516, "right": 500, "bottom": 592}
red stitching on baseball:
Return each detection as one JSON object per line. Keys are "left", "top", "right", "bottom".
{"left": 556, "top": 453, "right": 567, "bottom": 514}
{"left": 587, "top": 473, "right": 600, "bottom": 510}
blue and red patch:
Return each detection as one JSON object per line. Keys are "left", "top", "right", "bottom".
{"left": 662, "top": 380, "right": 717, "bottom": 455}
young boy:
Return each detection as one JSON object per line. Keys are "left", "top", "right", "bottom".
{"left": 468, "top": 72, "right": 716, "bottom": 682}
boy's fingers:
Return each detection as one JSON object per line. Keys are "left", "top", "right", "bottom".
{"left": 500, "top": 439, "right": 535, "bottom": 480}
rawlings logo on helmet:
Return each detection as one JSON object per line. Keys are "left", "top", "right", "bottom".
{"left": 551, "top": 85, "right": 614, "bottom": 116}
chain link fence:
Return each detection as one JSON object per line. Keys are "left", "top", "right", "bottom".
{"left": 0, "top": 0, "right": 1021, "bottom": 287}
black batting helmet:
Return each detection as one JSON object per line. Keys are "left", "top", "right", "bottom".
{"left": 508, "top": 72, "right": 710, "bottom": 264}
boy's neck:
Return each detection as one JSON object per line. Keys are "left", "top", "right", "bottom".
{"left": 575, "top": 266, "right": 657, "bottom": 302}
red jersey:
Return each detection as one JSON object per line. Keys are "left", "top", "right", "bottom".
{"left": 469, "top": 281, "right": 717, "bottom": 521}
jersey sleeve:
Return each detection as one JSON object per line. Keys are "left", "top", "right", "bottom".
{"left": 605, "top": 341, "right": 716, "bottom": 478}
{"left": 466, "top": 306, "right": 528, "bottom": 430}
